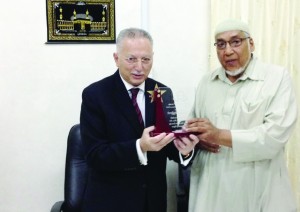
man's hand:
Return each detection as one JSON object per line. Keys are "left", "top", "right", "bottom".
{"left": 196, "top": 139, "right": 220, "bottom": 153}
{"left": 139, "top": 126, "right": 175, "bottom": 152}
{"left": 173, "top": 134, "right": 199, "bottom": 156}
{"left": 183, "top": 118, "right": 226, "bottom": 152}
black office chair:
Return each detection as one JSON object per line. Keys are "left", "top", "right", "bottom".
{"left": 51, "top": 124, "right": 88, "bottom": 212}
{"left": 51, "top": 124, "right": 191, "bottom": 212}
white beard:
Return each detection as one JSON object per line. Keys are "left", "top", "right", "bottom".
{"left": 225, "top": 46, "right": 253, "bottom": 77}
{"left": 225, "top": 53, "right": 253, "bottom": 77}
{"left": 225, "top": 68, "right": 244, "bottom": 76}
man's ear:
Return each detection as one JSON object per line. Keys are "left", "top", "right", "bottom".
{"left": 113, "top": 52, "right": 118, "bottom": 61}
{"left": 113, "top": 52, "right": 119, "bottom": 65}
{"left": 249, "top": 38, "right": 255, "bottom": 52}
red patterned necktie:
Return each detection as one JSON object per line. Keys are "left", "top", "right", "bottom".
{"left": 130, "top": 88, "right": 144, "bottom": 127}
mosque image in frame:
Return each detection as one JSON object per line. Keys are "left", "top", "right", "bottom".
{"left": 46, "top": 0, "right": 115, "bottom": 43}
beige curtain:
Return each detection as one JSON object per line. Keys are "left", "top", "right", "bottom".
{"left": 210, "top": 0, "right": 300, "bottom": 209}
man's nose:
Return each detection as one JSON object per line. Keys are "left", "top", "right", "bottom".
{"left": 224, "top": 44, "right": 234, "bottom": 54}
{"left": 135, "top": 60, "right": 143, "bottom": 69}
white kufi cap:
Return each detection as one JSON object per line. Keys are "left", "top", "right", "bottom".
{"left": 215, "top": 19, "right": 250, "bottom": 36}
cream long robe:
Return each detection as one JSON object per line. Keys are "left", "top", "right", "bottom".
{"left": 188, "top": 57, "right": 298, "bottom": 212}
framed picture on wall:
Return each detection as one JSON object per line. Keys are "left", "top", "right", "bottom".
{"left": 46, "top": 0, "right": 115, "bottom": 43}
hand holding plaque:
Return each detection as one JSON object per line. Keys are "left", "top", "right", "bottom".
{"left": 147, "top": 84, "right": 198, "bottom": 138}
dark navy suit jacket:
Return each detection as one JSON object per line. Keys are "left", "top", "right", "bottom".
{"left": 80, "top": 71, "right": 180, "bottom": 212}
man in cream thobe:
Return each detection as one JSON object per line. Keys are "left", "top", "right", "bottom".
{"left": 185, "top": 19, "right": 298, "bottom": 212}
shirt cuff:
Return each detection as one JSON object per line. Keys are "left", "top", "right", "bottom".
{"left": 179, "top": 150, "right": 194, "bottom": 166}
{"left": 136, "top": 139, "right": 148, "bottom": 165}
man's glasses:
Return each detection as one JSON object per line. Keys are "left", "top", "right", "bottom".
{"left": 124, "top": 56, "right": 152, "bottom": 65}
{"left": 214, "top": 37, "right": 250, "bottom": 50}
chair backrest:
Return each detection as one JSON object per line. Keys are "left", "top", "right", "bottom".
{"left": 63, "top": 124, "right": 88, "bottom": 212}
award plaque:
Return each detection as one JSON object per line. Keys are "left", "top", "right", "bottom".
{"left": 147, "top": 84, "right": 197, "bottom": 138}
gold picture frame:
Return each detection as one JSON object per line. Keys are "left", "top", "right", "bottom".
{"left": 46, "top": 0, "right": 115, "bottom": 43}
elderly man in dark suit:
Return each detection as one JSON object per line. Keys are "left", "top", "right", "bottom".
{"left": 80, "top": 28, "right": 198, "bottom": 212}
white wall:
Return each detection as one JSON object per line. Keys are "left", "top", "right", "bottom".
{"left": 0, "top": 0, "right": 209, "bottom": 211}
